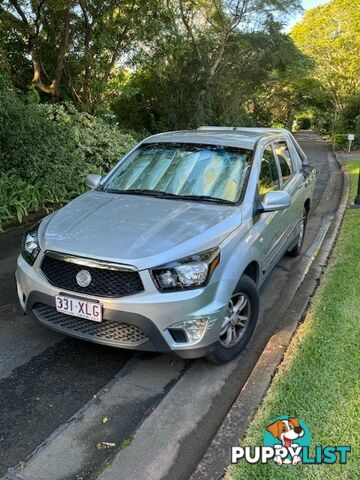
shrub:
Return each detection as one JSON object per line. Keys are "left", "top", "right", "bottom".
{"left": 0, "top": 173, "right": 43, "bottom": 226}
{"left": 333, "top": 97, "right": 360, "bottom": 134}
{"left": 332, "top": 133, "right": 360, "bottom": 151}
{"left": 332, "top": 96, "right": 360, "bottom": 150}
{"left": 0, "top": 93, "right": 138, "bottom": 230}
{"left": 332, "top": 134, "right": 349, "bottom": 150}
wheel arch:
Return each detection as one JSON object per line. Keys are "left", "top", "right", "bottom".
{"left": 242, "top": 260, "right": 260, "bottom": 285}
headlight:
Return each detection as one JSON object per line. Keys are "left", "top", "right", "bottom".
{"left": 151, "top": 247, "right": 220, "bottom": 292}
{"left": 21, "top": 223, "right": 40, "bottom": 265}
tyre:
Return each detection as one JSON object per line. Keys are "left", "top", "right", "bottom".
{"left": 206, "top": 275, "right": 259, "bottom": 364}
{"left": 287, "top": 208, "right": 308, "bottom": 257}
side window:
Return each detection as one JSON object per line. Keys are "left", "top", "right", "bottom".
{"left": 258, "top": 145, "right": 280, "bottom": 200}
{"left": 274, "top": 142, "right": 293, "bottom": 184}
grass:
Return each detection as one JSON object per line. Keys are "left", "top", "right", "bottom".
{"left": 347, "top": 160, "right": 360, "bottom": 202}
{"left": 226, "top": 161, "right": 360, "bottom": 480}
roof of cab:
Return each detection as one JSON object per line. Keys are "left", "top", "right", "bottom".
{"left": 142, "top": 128, "right": 285, "bottom": 150}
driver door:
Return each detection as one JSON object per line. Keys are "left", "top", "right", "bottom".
{"left": 253, "top": 144, "right": 285, "bottom": 276}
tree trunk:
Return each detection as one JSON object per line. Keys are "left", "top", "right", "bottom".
{"left": 30, "top": 45, "right": 53, "bottom": 94}
{"left": 51, "top": 6, "right": 71, "bottom": 102}
{"left": 79, "top": 0, "right": 93, "bottom": 105}
{"left": 286, "top": 111, "right": 295, "bottom": 131}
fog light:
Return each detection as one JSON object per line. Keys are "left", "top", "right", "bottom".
{"left": 168, "top": 318, "right": 208, "bottom": 344}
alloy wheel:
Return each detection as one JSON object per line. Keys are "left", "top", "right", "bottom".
{"left": 219, "top": 292, "right": 251, "bottom": 348}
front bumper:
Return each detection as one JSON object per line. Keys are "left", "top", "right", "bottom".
{"left": 16, "top": 254, "right": 233, "bottom": 359}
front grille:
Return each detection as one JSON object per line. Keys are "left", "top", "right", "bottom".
{"left": 33, "top": 303, "right": 148, "bottom": 346}
{"left": 41, "top": 254, "right": 144, "bottom": 298}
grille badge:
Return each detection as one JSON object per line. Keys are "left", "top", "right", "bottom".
{"left": 76, "top": 269, "right": 92, "bottom": 287}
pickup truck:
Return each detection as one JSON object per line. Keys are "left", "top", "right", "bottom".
{"left": 17, "top": 126, "right": 316, "bottom": 363}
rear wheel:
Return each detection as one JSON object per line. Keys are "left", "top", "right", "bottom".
{"left": 206, "top": 275, "right": 259, "bottom": 364}
{"left": 288, "top": 208, "right": 308, "bottom": 257}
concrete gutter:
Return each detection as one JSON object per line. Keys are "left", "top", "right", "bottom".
{"left": 190, "top": 165, "right": 350, "bottom": 480}
{"left": 2, "top": 355, "right": 186, "bottom": 480}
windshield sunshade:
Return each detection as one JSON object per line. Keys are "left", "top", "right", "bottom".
{"left": 102, "top": 143, "right": 253, "bottom": 204}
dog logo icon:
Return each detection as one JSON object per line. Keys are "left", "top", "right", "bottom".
{"left": 264, "top": 417, "right": 310, "bottom": 465}
{"left": 232, "top": 416, "right": 350, "bottom": 465}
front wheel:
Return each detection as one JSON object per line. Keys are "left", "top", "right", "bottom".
{"left": 206, "top": 275, "right": 259, "bottom": 364}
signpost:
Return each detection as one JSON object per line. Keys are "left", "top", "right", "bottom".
{"left": 348, "top": 133, "right": 355, "bottom": 152}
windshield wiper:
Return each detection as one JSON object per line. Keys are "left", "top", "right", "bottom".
{"left": 104, "top": 188, "right": 179, "bottom": 198}
{"left": 104, "top": 188, "right": 234, "bottom": 205}
{"left": 172, "top": 194, "right": 235, "bottom": 205}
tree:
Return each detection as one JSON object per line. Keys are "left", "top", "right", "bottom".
{"left": 110, "top": 1, "right": 303, "bottom": 131}
{"left": 0, "top": 0, "right": 162, "bottom": 104}
{"left": 0, "top": 0, "right": 71, "bottom": 101}
{"left": 291, "top": 0, "right": 360, "bottom": 114}
{"left": 0, "top": 0, "right": 305, "bottom": 127}
{"left": 249, "top": 30, "right": 331, "bottom": 129}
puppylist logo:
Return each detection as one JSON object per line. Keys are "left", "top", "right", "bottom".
{"left": 232, "top": 416, "right": 351, "bottom": 466}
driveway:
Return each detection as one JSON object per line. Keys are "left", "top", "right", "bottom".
{"left": 0, "top": 133, "right": 343, "bottom": 480}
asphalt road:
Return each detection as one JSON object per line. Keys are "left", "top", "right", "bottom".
{"left": 0, "top": 133, "right": 337, "bottom": 479}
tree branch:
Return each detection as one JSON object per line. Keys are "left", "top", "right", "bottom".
{"left": 209, "top": 0, "right": 249, "bottom": 79}
{"left": 101, "top": 24, "right": 129, "bottom": 85}
{"left": 9, "top": 0, "right": 30, "bottom": 27}
{"left": 179, "top": 0, "right": 202, "bottom": 62}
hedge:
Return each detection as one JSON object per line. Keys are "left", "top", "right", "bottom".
{"left": 0, "top": 94, "right": 138, "bottom": 230}
{"left": 331, "top": 133, "right": 360, "bottom": 151}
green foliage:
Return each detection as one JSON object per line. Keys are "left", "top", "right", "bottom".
{"left": 111, "top": 22, "right": 310, "bottom": 132}
{"left": 0, "top": 92, "right": 137, "bottom": 229}
{"left": 0, "top": 54, "right": 12, "bottom": 92}
{"left": 0, "top": 173, "right": 43, "bottom": 227}
{"left": 292, "top": 0, "right": 360, "bottom": 113}
{"left": 331, "top": 97, "right": 360, "bottom": 149}
{"left": 0, "top": 92, "right": 70, "bottom": 180}
{"left": 332, "top": 134, "right": 350, "bottom": 151}
{"left": 1, "top": 0, "right": 348, "bottom": 228}
{"left": 249, "top": 31, "right": 328, "bottom": 129}
{"left": 37, "top": 102, "right": 137, "bottom": 173}
{"left": 1, "top": 0, "right": 303, "bottom": 119}
{"left": 333, "top": 97, "right": 360, "bottom": 134}
{"left": 332, "top": 134, "right": 359, "bottom": 151}
{"left": 0, "top": 0, "right": 169, "bottom": 104}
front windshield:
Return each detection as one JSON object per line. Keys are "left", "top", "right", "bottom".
{"left": 101, "top": 143, "right": 253, "bottom": 204}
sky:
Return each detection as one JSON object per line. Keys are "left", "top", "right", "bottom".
{"left": 302, "top": 0, "right": 329, "bottom": 7}
{"left": 286, "top": 0, "right": 330, "bottom": 31}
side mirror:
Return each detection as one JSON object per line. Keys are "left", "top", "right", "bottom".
{"left": 260, "top": 191, "right": 291, "bottom": 213}
{"left": 86, "top": 174, "right": 102, "bottom": 189}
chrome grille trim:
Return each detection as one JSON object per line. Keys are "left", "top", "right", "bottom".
{"left": 45, "top": 251, "right": 138, "bottom": 272}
